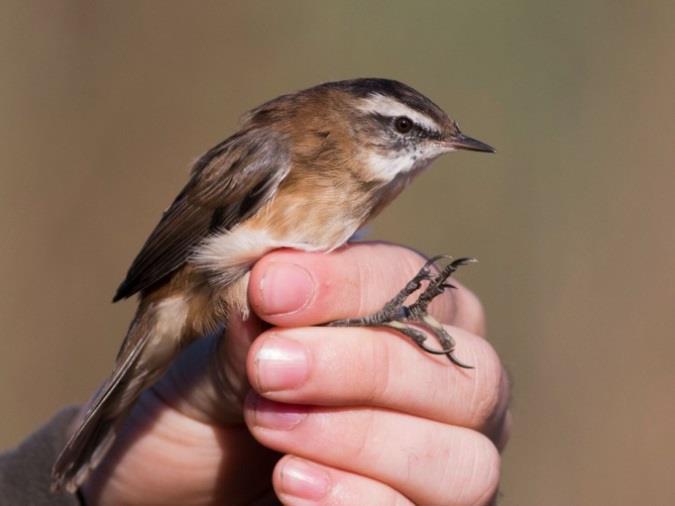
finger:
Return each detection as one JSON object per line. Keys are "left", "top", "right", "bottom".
{"left": 151, "top": 312, "right": 266, "bottom": 425}
{"left": 245, "top": 396, "right": 500, "bottom": 506}
{"left": 272, "top": 456, "right": 414, "bottom": 506}
{"left": 247, "top": 325, "right": 509, "bottom": 438}
{"left": 248, "top": 242, "right": 485, "bottom": 334}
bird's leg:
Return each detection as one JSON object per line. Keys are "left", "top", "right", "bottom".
{"left": 328, "top": 256, "right": 476, "bottom": 368}
{"left": 328, "top": 255, "right": 442, "bottom": 326}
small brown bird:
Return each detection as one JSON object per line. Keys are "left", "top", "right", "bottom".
{"left": 51, "top": 78, "right": 493, "bottom": 493}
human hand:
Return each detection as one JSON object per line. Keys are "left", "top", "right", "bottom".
{"left": 82, "top": 243, "right": 509, "bottom": 505}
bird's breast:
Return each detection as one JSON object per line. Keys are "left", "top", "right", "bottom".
{"left": 190, "top": 168, "right": 378, "bottom": 292}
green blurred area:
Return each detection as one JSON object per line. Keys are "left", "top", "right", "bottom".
{"left": 1, "top": 1, "right": 674, "bottom": 504}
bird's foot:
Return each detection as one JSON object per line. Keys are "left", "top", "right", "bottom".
{"left": 328, "top": 256, "right": 476, "bottom": 368}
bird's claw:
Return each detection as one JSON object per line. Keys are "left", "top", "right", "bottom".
{"left": 328, "top": 254, "right": 476, "bottom": 368}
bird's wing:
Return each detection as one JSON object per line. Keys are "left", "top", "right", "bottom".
{"left": 113, "top": 128, "right": 290, "bottom": 301}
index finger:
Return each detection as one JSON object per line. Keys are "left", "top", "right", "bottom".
{"left": 248, "top": 242, "right": 485, "bottom": 335}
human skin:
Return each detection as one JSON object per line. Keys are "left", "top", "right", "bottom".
{"left": 81, "top": 242, "right": 510, "bottom": 505}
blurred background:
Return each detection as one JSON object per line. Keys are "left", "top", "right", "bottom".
{"left": 1, "top": 1, "right": 674, "bottom": 504}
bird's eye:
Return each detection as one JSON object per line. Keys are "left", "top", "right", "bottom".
{"left": 394, "top": 116, "right": 413, "bottom": 134}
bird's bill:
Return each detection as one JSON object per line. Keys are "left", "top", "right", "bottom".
{"left": 445, "top": 133, "right": 495, "bottom": 153}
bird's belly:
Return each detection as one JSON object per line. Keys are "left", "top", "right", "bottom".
{"left": 192, "top": 213, "right": 358, "bottom": 280}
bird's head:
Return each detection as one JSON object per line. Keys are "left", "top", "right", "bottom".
{"left": 244, "top": 78, "right": 494, "bottom": 183}
{"left": 336, "top": 78, "right": 494, "bottom": 181}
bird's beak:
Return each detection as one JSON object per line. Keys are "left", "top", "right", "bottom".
{"left": 445, "top": 133, "right": 495, "bottom": 153}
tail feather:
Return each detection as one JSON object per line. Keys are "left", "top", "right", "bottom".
{"left": 51, "top": 316, "right": 154, "bottom": 493}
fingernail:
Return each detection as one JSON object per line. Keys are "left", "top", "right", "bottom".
{"left": 260, "top": 262, "right": 315, "bottom": 315}
{"left": 249, "top": 395, "right": 308, "bottom": 430}
{"left": 280, "top": 458, "right": 330, "bottom": 501}
{"left": 255, "top": 336, "right": 309, "bottom": 392}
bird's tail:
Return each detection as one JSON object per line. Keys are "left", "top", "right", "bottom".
{"left": 51, "top": 313, "right": 159, "bottom": 494}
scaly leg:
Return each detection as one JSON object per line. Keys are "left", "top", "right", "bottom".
{"left": 329, "top": 256, "right": 476, "bottom": 368}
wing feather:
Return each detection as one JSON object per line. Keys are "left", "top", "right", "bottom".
{"left": 113, "top": 128, "right": 289, "bottom": 301}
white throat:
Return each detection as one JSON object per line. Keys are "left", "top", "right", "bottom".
{"left": 361, "top": 142, "right": 453, "bottom": 182}
{"left": 362, "top": 149, "right": 425, "bottom": 181}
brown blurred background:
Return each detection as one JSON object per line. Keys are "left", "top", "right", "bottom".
{"left": 1, "top": 1, "right": 674, "bottom": 504}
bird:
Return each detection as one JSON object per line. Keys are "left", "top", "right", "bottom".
{"left": 51, "top": 78, "right": 494, "bottom": 493}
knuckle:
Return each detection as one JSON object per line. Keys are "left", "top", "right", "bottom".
{"left": 352, "top": 257, "right": 371, "bottom": 317}
{"left": 361, "top": 333, "right": 393, "bottom": 404}
{"left": 435, "top": 431, "right": 500, "bottom": 505}
{"left": 340, "top": 410, "right": 377, "bottom": 463}
{"left": 468, "top": 340, "right": 506, "bottom": 430}
{"left": 462, "top": 433, "right": 501, "bottom": 505}
{"left": 454, "top": 284, "right": 487, "bottom": 335}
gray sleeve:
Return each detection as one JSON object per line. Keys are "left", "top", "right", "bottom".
{"left": 0, "top": 406, "right": 82, "bottom": 506}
